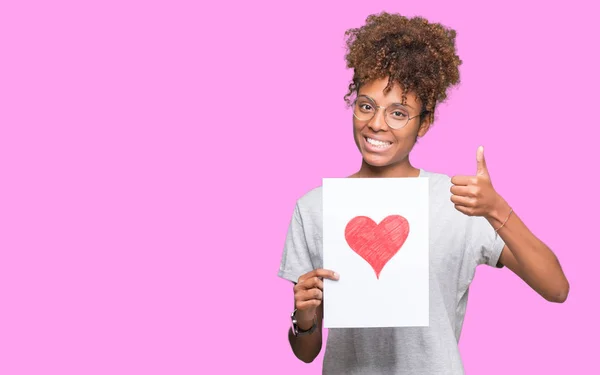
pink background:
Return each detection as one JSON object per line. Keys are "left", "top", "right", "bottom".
{"left": 1, "top": 0, "right": 598, "bottom": 374}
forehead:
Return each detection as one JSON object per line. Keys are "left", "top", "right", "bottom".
{"left": 357, "top": 78, "right": 418, "bottom": 105}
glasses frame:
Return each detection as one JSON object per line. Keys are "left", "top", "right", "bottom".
{"left": 352, "top": 95, "right": 427, "bottom": 130}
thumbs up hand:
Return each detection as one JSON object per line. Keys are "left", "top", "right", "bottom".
{"left": 450, "top": 146, "right": 505, "bottom": 218}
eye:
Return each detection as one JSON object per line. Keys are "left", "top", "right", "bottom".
{"left": 360, "top": 103, "right": 373, "bottom": 111}
{"left": 390, "top": 110, "right": 408, "bottom": 118}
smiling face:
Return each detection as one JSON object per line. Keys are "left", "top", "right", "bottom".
{"left": 353, "top": 78, "right": 431, "bottom": 170}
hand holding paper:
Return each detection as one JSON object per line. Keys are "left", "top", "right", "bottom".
{"left": 294, "top": 269, "right": 339, "bottom": 327}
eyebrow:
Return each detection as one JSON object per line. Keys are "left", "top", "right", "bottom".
{"left": 360, "top": 94, "right": 415, "bottom": 109}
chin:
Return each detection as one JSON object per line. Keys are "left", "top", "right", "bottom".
{"left": 362, "top": 153, "right": 395, "bottom": 168}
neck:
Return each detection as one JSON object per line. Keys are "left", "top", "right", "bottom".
{"left": 356, "top": 158, "right": 420, "bottom": 178}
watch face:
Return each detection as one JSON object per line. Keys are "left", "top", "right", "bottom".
{"left": 291, "top": 309, "right": 299, "bottom": 335}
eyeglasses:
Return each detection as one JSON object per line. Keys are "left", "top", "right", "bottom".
{"left": 352, "top": 95, "right": 425, "bottom": 129}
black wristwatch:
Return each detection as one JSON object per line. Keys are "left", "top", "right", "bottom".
{"left": 291, "top": 309, "right": 317, "bottom": 336}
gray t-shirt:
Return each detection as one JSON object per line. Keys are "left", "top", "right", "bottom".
{"left": 278, "top": 169, "right": 505, "bottom": 374}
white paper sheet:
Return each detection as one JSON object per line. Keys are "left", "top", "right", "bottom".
{"left": 322, "top": 177, "right": 429, "bottom": 328}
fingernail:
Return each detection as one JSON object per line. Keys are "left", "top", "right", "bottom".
{"left": 333, "top": 272, "right": 340, "bottom": 279}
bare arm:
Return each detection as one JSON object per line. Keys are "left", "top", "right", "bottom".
{"left": 451, "top": 146, "right": 569, "bottom": 303}
{"left": 489, "top": 200, "right": 569, "bottom": 303}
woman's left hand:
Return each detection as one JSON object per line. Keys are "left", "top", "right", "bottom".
{"left": 450, "top": 146, "right": 505, "bottom": 219}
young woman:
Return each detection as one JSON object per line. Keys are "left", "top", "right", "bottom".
{"left": 277, "top": 12, "right": 569, "bottom": 374}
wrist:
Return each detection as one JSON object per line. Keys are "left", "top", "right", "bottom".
{"left": 292, "top": 309, "right": 317, "bottom": 335}
{"left": 297, "top": 318, "right": 316, "bottom": 331}
{"left": 295, "top": 308, "right": 315, "bottom": 321}
{"left": 296, "top": 310, "right": 316, "bottom": 330}
{"left": 486, "top": 197, "right": 511, "bottom": 228}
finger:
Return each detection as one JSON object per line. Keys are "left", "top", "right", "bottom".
{"left": 454, "top": 204, "right": 474, "bottom": 216}
{"left": 298, "top": 276, "right": 324, "bottom": 291}
{"left": 450, "top": 185, "right": 474, "bottom": 196}
{"left": 298, "top": 269, "right": 339, "bottom": 283}
{"left": 450, "top": 175, "right": 477, "bottom": 186}
{"left": 476, "top": 146, "right": 489, "bottom": 177}
{"left": 451, "top": 195, "right": 475, "bottom": 206}
{"left": 296, "top": 299, "right": 320, "bottom": 311}
{"left": 298, "top": 288, "right": 323, "bottom": 302}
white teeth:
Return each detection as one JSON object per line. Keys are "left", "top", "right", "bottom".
{"left": 366, "top": 137, "right": 391, "bottom": 148}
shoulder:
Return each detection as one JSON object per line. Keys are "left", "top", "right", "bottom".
{"left": 296, "top": 185, "right": 322, "bottom": 208}
{"left": 420, "top": 169, "right": 454, "bottom": 202}
{"left": 291, "top": 185, "right": 323, "bottom": 226}
{"left": 420, "top": 169, "right": 452, "bottom": 186}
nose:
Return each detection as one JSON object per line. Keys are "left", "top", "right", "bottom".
{"left": 368, "top": 107, "right": 388, "bottom": 131}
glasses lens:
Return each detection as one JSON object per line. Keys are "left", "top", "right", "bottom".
{"left": 353, "top": 98, "right": 375, "bottom": 121}
{"left": 386, "top": 105, "right": 410, "bottom": 129}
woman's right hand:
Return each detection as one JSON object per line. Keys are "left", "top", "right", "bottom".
{"left": 293, "top": 269, "right": 339, "bottom": 325}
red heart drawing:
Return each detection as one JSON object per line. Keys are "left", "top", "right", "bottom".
{"left": 344, "top": 215, "right": 410, "bottom": 279}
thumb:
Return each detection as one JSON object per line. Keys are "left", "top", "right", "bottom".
{"left": 476, "top": 146, "right": 488, "bottom": 176}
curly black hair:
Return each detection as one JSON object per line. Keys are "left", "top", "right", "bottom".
{"left": 344, "top": 12, "right": 462, "bottom": 124}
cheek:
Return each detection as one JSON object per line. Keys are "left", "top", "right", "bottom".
{"left": 352, "top": 121, "right": 363, "bottom": 137}
{"left": 392, "top": 126, "right": 419, "bottom": 143}
{"left": 387, "top": 131, "right": 417, "bottom": 152}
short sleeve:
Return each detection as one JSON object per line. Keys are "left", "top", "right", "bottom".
{"left": 277, "top": 203, "right": 315, "bottom": 283}
{"left": 466, "top": 216, "right": 506, "bottom": 268}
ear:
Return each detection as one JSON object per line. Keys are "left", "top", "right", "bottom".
{"left": 417, "top": 113, "right": 432, "bottom": 138}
